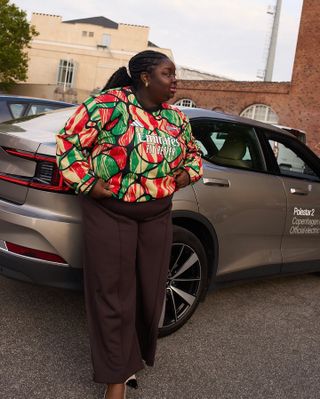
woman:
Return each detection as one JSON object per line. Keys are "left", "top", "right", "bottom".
{"left": 56, "top": 50, "right": 203, "bottom": 399}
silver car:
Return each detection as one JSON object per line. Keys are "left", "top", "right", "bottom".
{"left": 0, "top": 107, "right": 320, "bottom": 336}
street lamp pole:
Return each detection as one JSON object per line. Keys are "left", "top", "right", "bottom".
{"left": 265, "top": 0, "right": 282, "bottom": 81}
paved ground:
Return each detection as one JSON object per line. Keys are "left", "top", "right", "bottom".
{"left": 1, "top": 273, "right": 320, "bottom": 399}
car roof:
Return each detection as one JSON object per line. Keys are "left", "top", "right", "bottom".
{"left": 180, "top": 106, "right": 294, "bottom": 137}
{"left": 272, "top": 123, "right": 306, "bottom": 134}
{"left": 0, "top": 94, "right": 74, "bottom": 106}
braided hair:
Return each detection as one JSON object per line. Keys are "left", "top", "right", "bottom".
{"left": 102, "top": 50, "right": 170, "bottom": 91}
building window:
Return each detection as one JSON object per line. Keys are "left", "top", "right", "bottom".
{"left": 89, "top": 32, "right": 94, "bottom": 37}
{"left": 174, "top": 98, "right": 196, "bottom": 108}
{"left": 240, "top": 104, "right": 279, "bottom": 124}
{"left": 57, "top": 59, "right": 75, "bottom": 88}
{"left": 82, "top": 31, "right": 87, "bottom": 37}
{"left": 101, "top": 33, "right": 111, "bottom": 47}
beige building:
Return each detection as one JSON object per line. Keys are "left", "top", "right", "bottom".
{"left": 12, "top": 13, "right": 173, "bottom": 103}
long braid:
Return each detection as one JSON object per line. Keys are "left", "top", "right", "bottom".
{"left": 102, "top": 67, "right": 132, "bottom": 91}
{"left": 102, "top": 50, "right": 169, "bottom": 91}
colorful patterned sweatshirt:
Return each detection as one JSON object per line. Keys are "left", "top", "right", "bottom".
{"left": 56, "top": 87, "right": 203, "bottom": 202}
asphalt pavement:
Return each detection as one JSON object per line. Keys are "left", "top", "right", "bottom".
{"left": 1, "top": 273, "right": 320, "bottom": 399}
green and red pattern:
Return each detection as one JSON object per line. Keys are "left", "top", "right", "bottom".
{"left": 56, "top": 87, "right": 202, "bottom": 202}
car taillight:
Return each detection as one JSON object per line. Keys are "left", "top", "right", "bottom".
{"left": 0, "top": 148, "right": 72, "bottom": 193}
{"left": 5, "top": 242, "right": 68, "bottom": 264}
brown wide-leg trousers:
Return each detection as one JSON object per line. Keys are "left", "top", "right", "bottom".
{"left": 79, "top": 194, "right": 172, "bottom": 384}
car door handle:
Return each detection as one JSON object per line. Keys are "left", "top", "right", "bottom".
{"left": 203, "top": 178, "right": 230, "bottom": 187}
{"left": 290, "top": 188, "right": 308, "bottom": 196}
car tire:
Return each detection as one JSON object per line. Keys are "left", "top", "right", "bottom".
{"left": 158, "top": 225, "right": 208, "bottom": 337}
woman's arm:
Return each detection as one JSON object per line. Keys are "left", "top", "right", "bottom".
{"left": 180, "top": 119, "right": 203, "bottom": 184}
{"left": 56, "top": 100, "right": 101, "bottom": 194}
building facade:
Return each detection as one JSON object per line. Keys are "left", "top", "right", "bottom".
{"left": 171, "top": 0, "right": 320, "bottom": 154}
{"left": 11, "top": 13, "right": 173, "bottom": 103}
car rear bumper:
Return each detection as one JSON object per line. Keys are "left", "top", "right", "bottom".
{"left": 0, "top": 248, "right": 83, "bottom": 290}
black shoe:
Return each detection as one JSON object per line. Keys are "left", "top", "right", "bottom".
{"left": 125, "top": 374, "right": 138, "bottom": 389}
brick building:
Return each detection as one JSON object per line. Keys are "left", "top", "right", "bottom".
{"left": 172, "top": 0, "right": 320, "bottom": 154}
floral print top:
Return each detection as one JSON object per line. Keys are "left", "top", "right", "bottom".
{"left": 56, "top": 87, "right": 203, "bottom": 202}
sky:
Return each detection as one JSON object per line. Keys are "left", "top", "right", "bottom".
{"left": 12, "top": 0, "right": 304, "bottom": 81}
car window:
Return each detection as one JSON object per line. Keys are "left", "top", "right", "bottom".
{"left": 267, "top": 137, "right": 320, "bottom": 181}
{"left": 0, "top": 101, "right": 12, "bottom": 122}
{"left": 27, "top": 104, "right": 61, "bottom": 115}
{"left": 8, "top": 103, "right": 27, "bottom": 119}
{"left": 195, "top": 140, "right": 208, "bottom": 157}
{"left": 192, "top": 120, "right": 266, "bottom": 171}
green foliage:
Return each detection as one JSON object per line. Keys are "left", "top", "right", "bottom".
{"left": 0, "top": 0, "right": 38, "bottom": 90}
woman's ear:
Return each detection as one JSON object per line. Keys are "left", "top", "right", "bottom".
{"left": 140, "top": 72, "right": 150, "bottom": 88}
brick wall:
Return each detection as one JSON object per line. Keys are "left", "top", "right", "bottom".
{"left": 171, "top": 0, "right": 320, "bottom": 154}
{"left": 288, "top": 0, "right": 320, "bottom": 152}
{"left": 173, "top": 80, "right": 290, "bottom": 116}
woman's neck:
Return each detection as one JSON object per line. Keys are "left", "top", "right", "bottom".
{"left": 133, "top": 87, "right": 161, "bottom": 112}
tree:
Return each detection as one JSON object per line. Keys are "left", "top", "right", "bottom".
{"left": 0, "top": 0, "right": 38, "bottom": 90}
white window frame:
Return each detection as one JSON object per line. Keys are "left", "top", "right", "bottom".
{"left": 101, "top": 33, "right": 111, "bottom": 47}
{"left": 240, "top": 104, "right": 279, "bottom": 124}
{"left": 174, "top": 98, "right": 196, "bottom": 108}
{"left": 57, "top": 59, "right": 75, "bottom": 89}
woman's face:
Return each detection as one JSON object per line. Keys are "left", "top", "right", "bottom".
{"left": 146, "top": 59, "right": 177, "bottom": 103}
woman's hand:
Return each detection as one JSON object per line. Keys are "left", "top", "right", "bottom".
{"left": 173, "top": 169, "right": 190, "bottom": 189}
{"left": 89, "top": 178, "right": 113, "bottom": 199}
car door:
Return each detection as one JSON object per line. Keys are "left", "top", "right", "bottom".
{"left": 191, "top": 119, "right": 287, "bottom": 280}
{"left": 262, "top": 130, "right": 320, "bottom": 273}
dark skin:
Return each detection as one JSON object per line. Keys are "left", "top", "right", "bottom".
{"left": 105, "top": 384, "right": 126, "bottom": 399}
{"left": 90, "top": 58, "right": 190, "bottom": 201}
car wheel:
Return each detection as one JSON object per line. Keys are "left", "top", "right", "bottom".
{"left": 158, "top": 225, "right": 208, "bottom": 337}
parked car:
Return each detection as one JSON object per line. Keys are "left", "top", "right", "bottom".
{"left": 0, "top": 107, "right": 320, "bottom": 336}
{"left": 0, "top": 94, "right": 75, "bottom": 123}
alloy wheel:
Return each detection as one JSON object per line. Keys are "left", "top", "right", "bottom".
{"left": 159, "top": 242, "right": 202, "bottom": 331}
